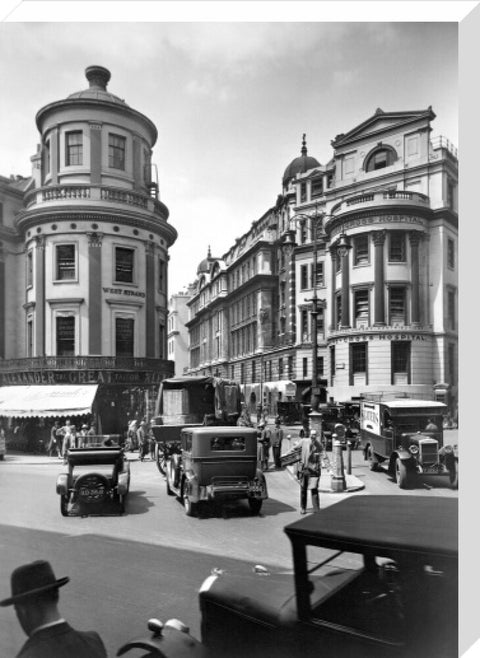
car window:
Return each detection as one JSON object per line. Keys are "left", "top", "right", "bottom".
{"left": 210, "top": 436, "right": 246, "bottom": 451}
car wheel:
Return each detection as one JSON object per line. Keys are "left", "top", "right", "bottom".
{"left": 166, "top": 472, "right": 175, "bottom": 496}
{"left": 368, "top": 446, "right": 379, "bottom": 471}
{"left": 449, "top": 463, "right": 458, "bottom": 490}
{"left": 118, "top": 494, "right": 125, "bottom": 514}
{"left": 183, "top": 494, "right": 197, "bottom": 517}
{"left": 155, "top": 444, "right": 166, "bottom": 476}
{"left": 60, "top": 495, "right": 69, "bottom": 517}
{"left": 395, "top": 458, "right": 410, "bottom": 489}
{"left": 248, "top": 498, "right": 262, "bottom": 515}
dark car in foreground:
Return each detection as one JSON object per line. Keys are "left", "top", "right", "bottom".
{"left": 199, "top": 495, "right": 457, "bottom": 658}
{"left": 56, "top": 446, "right": 130, "bottom": 516}
{"left": 117, "top": 495, "right": 457, "bottom": 658}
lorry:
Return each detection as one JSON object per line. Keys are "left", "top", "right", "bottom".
{"left": 359, "top": 399, "right": 457, "bottom": 489}
{"left": 150, "top": 376, "right": 242, "bottom": 474}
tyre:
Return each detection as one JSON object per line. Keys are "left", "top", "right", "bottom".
{"left": 166, "top": 472, "right": 175, "bottom": 496}
{"left": 155, "top": 444, "right": 166, "bottom": 475}
{"left": 368, "top": 446, "right": 379, "bottom": 471}
{"left": 248, "top": 498, "right": 263, "bottom": 515}
{"left": 183, "top": 494, "right": 197, "bottom": 517}
{"left": 75, "top": 473, "right": 109, "bottom": 504}
{"left": 60, "top": 495, "right": 69, "bottom": 517}
{"left": 449, "top": 463, "right": 458, "bottom": 490}
{"left": 395, "top": 458, "right": 410, "bottom": 489}
{"left": 118, "top": 494, "right": 125, "bottom": 514}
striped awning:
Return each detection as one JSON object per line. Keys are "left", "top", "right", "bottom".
{"left": 0, "top": 385, "right": 98, "bottom": 418}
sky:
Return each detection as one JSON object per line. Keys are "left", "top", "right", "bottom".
{"left": 0, "top": 18, "right": 459, "bottom": 294}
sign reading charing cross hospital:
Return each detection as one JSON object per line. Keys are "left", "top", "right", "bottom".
{"left": 331, "top": 214, "right": 426, "bottom": 236}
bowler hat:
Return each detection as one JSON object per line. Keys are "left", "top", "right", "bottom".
{"left": 0, "top": 560, "right": 69, "bottom": 607}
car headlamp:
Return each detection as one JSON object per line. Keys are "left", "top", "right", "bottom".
{"left": 409, "top": 445, "right": 419, "bottom": 455}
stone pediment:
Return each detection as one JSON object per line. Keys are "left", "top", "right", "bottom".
{"left": 331, "top": 107, "right": 435, "bottom": 149}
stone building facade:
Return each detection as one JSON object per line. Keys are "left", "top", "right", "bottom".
{"left": 186, "top": 108, "right": 458, "bottom": 416}
{"left": 0, "top": 66, "right": 177, "bottom": 439}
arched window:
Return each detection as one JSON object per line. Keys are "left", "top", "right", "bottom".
{"left": 365, "top": 146, "right": 397, "bottom": 172}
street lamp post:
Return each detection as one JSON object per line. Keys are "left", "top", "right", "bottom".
{"left": 283, "top": 205, "right": 325, "bottom": 431}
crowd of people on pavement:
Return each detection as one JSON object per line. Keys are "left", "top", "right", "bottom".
{"left": 46, "top": 419, "right": 97, "bottom": 461}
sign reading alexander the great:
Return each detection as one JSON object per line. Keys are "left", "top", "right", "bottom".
{"left": 1, "top": 369, "right": 166, "bottom": 386}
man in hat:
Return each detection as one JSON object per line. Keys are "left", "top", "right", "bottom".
{"left": 1, "top": 560, "right": 107, "bottom": 657}
{"left": 294, "top": 430, "right": 323, "bottom": 514}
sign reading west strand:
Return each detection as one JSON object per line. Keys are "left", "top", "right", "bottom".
{"left": 102, "top": 287, "right": 146, "bottom": 298}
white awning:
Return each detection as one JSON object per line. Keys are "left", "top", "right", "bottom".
{"left": 263, "top": 381, "right": 297, "bottom": 396}
{"left": 0, "top": 385, "right": 99, "bottom": 418}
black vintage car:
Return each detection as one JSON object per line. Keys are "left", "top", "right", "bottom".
{"left": 117, "top": 495, "right": 457, "bottom": 658}
{"left": 56, "top": 446, "right": 130, "bottom": 516}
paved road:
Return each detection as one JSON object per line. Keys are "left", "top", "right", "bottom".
{"left": 0, "top": 438, "right": 457, "bottom": 656}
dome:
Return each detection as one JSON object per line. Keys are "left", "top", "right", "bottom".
{"left": 197, "top": 246, "right": 213, "bottom": 276}
{"left": 283, "top": 134, "right": 320, "bottom": 185}
{"left": 66, "top": 65, "right": 129, "bottom": 106}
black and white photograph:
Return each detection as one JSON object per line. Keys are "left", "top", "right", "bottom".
{"left": 0, "top": 2, "right": 474, "bottom": 657}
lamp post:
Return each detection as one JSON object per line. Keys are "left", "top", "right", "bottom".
{"left": 283, "top": 205, "right": 326, "bottom": 417}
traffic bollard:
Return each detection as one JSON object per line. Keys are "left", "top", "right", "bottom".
{"left": 347, "top": 441, "right": 352, "bottom": 475}
{"left": 331, "top": 438, "right": 346, "bottom": 492}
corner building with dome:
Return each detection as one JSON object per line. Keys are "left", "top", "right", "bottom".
{"left": 186, "top": 108, "right": 458, "bottom": 418}
{"left": 0, "top": 66, "right": 177, "bottom": 440}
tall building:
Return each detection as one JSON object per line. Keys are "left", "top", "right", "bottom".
{"left": 0, "top": 66, "right": 177, "bottom": 440}
{"left": 168, "top": 288, "right": 194, "bottom": 376}
{"left": 186, "top": 108, "right": 458, "bottom": 416}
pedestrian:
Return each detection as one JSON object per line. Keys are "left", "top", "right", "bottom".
{"left": 256, "top": 403, "right": 262, "bottom": 425}
{"left": 0, "top": 559, "right": 107, "bottom": 658}
{"left": 425, "top": 418, "right": 439, "bottom": 433}
{"left": 257, "top": 421, "right": 271, "bottom": 472}
{"left": 237, "top": 402, "right": 254, "bottom": 428}
{"left": 48, "top": 421, "right": 60, "bottom": 457}
{"left": 136, "top": 421, "right": 147, "bottom": 461}
{"left": 78, "top": 424, "right": 89, "bottom": 449}
{"left": 294, "top": 429, "right": 323, "bottom": 514}
{"left": 148, "top": 427, "right": 156, "bottom": 461}
{"left": 127, "top": 419, "right": 138, "bottom": 451}
{"left": 271, "top": 417, "right": 284, "bottom": 469}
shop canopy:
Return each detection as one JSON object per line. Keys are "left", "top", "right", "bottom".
{"left": 0, "top": 385, "right": 98, "bottom": 418}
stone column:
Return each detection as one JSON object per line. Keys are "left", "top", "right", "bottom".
{"left": 340, "top": 248, "right": 350, "bottom": 328}
{"left": 373, "top": 230, "right": 386, "bottom": 326}
{"left": 145, "top": 241, "right": 156, "bottom": 357}
{"left": 288, "top": 246, "right": 296, "bottom": 344}
{"left": 89, "top": 123, "right": 102, "bottom": 185}
{"left": 50, "top": 128, "right": 59, "bottom": 185}
{"left": 409, "top": 232, "right": 421, "bottom": 325}
{"left": 87, "top": 232, "right": 103, "bottom": 354}
{"left": 34, "top": 236, "right": 46, "bottom": 356}
{"left": 329, "top": 246, "right": 337, "bottom": 330}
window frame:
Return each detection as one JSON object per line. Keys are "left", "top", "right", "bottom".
{"left": 365, "top": 146, "right": 396, "bottom": 172}
{"left": 114, "top": 246, "right": 136, "bottom": 285}
{"left": 391, "top": 341, "right": 411, "bottom": 385}
{"left": 353, "top": 234, "right": 370, "bottom": 266}
{"left": 354, "top": 288, "right": 370, "bottom": 327}
{"left": 388, "top": 232, "right": 406, "bottom": 263}
{"left": 349, "top": 342, "right": 368, "bottom": 385}
{"left": 54, "top": 243, "right": 78, "bottom": 282}
{"left": 447, "top": 238, "right": 455, "bottom": 270}
{"left": 56, "top": 314, "right": 76, "bottom": 357}
{"left": 115, "top": 316, "right": 135, "bottom": 357}
{"left": 388, "top": 285, "right": 407, "bottom": 325}
{"left": 108, "top": 133, "right": 127, "bottom": 170}
{"left": 65, "top": 130, "right": 83, "bottom": 167}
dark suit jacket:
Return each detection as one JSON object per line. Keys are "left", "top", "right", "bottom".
{"left": 17, "top": 621, "right": 107, "bottom": 658}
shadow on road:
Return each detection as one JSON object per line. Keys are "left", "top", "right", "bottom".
{"left": 191, "top": 497, "right": 296, "bottom": 520}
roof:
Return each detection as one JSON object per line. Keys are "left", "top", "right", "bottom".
{"left": 362, "top": 399, "right": 447, "bottom": 410}
{"left": 0, "top": 385, "right": 98, "bottom": 418}
{"left": 283, "top": 134, "right": 320, "bottom": 184}
{"left": 285, "top": 495, "right": 457, "bottom": 560}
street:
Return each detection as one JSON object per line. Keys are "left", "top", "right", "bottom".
{"left": 0, "top": 434, "right": 458, "bottom": 657}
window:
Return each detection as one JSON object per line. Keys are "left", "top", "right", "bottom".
{"left": 354, "top": 289, "right": 369, "bottom": 326}
{"left": 350, "top": 342, "right": 367, "bottom": 383}
{"left": 26, "top": 251, "right": 33, "bottom": 288}
{"left": 115, "top": 247, "right": 134, "bottom": 283}
{"left": 159, "top": 259, "right": 166, "bottom": 291}
{"left": 27, "top": 319, "right": 33, "bottom": 357}
{"left": 301, "top": 309, "right": 309, "bottom": 341}
{"left": 336, "top": 294, "right": 342, "bottom": 327}
{"left": 44, "top": 139, "right": 50, "bottom": 176}
{"left": 240, "top": 363, "right": 245, "bottom": 384}
{"left": 65, "top": 131, "right": 83, "bottom": 166}
{"left": 447, "top": 180, "right": 456, "bottom": 210}
{"left": 55, "top": 244, "right": 76, "bottom": 280}
{"left": 300, "top": 222, "right": 308, "bottom": 245}
{"left": 447, "top": 239, "right": 455, "bottom": 269}
{"left": 314, "top": 262, "right": 324, "bottom": 287}
{"left": 447, "top": 289, "right": 456, "bottom": 330}
{"left": 109, "top": 133, "right": 126, "bottom": 170}
{"left": 354, "top": 235, "right": 369, "bottom": 265}
{"left": 116, "top": 318, "right": 134, "bottom": 357}
{"left": 317, "top": 356, "right": 324, "bottom": 376}
{"left": 365, "top": 148, "right": 395, "bottom": 172}
{"left": 300, "top": 265, "right": 309, "bottom": 290}
{"left": 391, "top": 341, "right": 410, "bottom": 384}
{"left": 56, "top": 316, "right": 75, "bottom": 356}
{"left": 311, "top": 177, "right": 323, "bottom": 198}
{"left": 389, "top": 232, "right": 406, "bottom": 262}
{"left": 317, "top": 308, "right": 324, "bottom": 334}
{"left": 159, "top": 323, "right": 165, "bottom": 358}
{"left": 448, "top": 343, "right": 456, "bottom": 384}
{"left": 389, "top": 287, "right": 406, "bottom": 325}
{"left": 330, "top": 345, "right": 335, "bottom": 382}
{"left": 288, "top": 356, "right": 293, "bottom": 378}
{"left": 300, "top": 182, "right": 307, "bottom": 203}
{"left": 252, "top": 360, "right": 256, "bottom": 383}
{"left": 280, "top": 282, "right": 286, "bottom": 306}
{"left": 280, "top": 316, "right": 286, "bottom": 334}
{"left": 278, "top": 358, "right": 284, "bottom": 378}
{"left": 302, "top": 357, "right": 308, "bottom": 379}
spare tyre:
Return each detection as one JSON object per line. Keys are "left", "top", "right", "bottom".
{"left": 75, "top": 473, "right": 109, "bottom": 504}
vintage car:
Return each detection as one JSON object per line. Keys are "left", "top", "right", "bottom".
{"left": 165, "top": 427, "right": 267, "bottom": 517}
{"left": 56, "top": 446, "right": 130, "bottom": 516}
{"left": 360, "top": 399, "right": 457, "bottom": 489}
{"left": 117, "top": 495, "right": 457, "bottom": 658}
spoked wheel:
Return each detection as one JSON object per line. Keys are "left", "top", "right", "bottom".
{"left": 395, "top": 458, "right": 410, "bottom": 489}
{"left": 60, "top": 495, "right": 69, "bottom": 517}
{"left": 155, "top": 444, "right": 167, "bottom": 476}
{"left": 248, "top": 498, "right": 263, "bottom": 515}
{"left": 368, "top": 446, "right": 379, "bottom": 471}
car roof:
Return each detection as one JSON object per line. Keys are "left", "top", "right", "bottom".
{"left": 362, "top": 399, "right": 447, "bottom": 410}
{"left": 182, "top": 427, "right": 258, "bottom": 436}
{"left": 285, "top": 496, "right": 457, "bottom": 560}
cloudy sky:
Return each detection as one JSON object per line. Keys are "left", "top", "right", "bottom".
{"left": 0, "top": 16, "right": 459, "bottom": 294}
